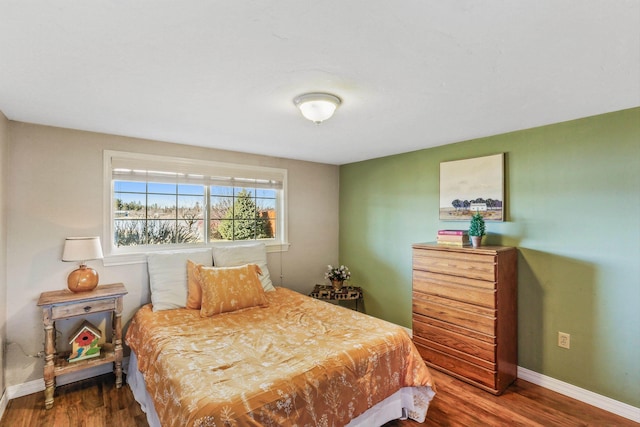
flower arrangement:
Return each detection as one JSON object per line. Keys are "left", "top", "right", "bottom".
{"left": 325, "top": 264, "right": 351, "bottom": 282}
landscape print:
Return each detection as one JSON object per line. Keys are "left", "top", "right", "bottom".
{"left": 439, "top": 153, "right": 504, "bottom": 221}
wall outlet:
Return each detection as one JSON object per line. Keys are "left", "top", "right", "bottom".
{"left": 558, "top": 332, "right": 570, "bottom": 349}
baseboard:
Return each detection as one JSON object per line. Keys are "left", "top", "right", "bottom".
{"left": 5, "top": 356, "right": 129, "bottom": 401}
{"left": 0, "top": 388, "right": 8, "bottom": 423}
{"left": 406, "top": 327, "right": 639, "bottom": 422}
{"left": 517, "top": 366, "right": 640, "bottom": 423}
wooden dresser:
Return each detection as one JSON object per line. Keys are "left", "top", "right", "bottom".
{"left": 412, "top": 243, "right": 517, "bottom": 395}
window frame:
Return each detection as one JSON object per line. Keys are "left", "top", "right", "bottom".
{"left": 103, "top": 150, "right": 289, "bottom": 266}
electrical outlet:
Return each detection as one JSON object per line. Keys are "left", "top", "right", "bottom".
{"left": 558, "top": 332, "right": 570, "bottom": 349}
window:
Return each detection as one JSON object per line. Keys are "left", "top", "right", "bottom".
{"left": 104, "top": 151, "right": 287, "bottom": 261}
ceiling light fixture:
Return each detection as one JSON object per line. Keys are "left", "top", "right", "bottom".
{"left": 293, "top": 93, "right": 341, "bottom": 124}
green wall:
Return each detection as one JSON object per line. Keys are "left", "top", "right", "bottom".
{"left": 339, "top": 107, "right": 640, "bottom": 407}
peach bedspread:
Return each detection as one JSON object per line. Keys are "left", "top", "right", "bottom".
{"left": 125, "top": 287, "right": 435, "bottom": 427}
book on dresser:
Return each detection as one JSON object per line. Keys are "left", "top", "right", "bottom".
{"left": 436, "top": 230, "right": 470, "bottom": 246}
{"left": 411, "top": 242, "right": 517, "bottom": 395}
{"left": 437, "top": 229, "right": 468, "bottom": 236}
{"left": 436, "top": 236, "right": 470, "bottom": 246}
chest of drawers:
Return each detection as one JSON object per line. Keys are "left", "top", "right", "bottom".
{"left": 412, "top": 243, "right": 517, "bottom": 395}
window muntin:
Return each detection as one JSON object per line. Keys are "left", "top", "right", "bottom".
{"left": 105, "top": 151, "right": 287, "bottom": 257}
{"left": 114, "top": 181, "right": 205, "bottom": 246}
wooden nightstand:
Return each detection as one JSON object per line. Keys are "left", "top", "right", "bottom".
{"left": 310, "top": 284, "right": 363, "bottom": 311}
{"left": 37, "top": 283, "right": 128, "bottom": 409}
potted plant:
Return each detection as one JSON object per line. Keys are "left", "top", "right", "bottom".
{"left": 325, "top": 265, "right": 351, "bottom": 290}
{"left": 468, "top": 212, "right": 486, "bottom": 248}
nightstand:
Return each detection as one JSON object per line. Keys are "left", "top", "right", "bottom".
{"left": 37, "top": 283, "right": 127, "bottom": 409}
{"left": 310, "top": 284, "right": 363, "bottom": 311}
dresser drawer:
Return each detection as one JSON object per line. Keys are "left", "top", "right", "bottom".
{"left": 413, "top": 313, "right": 495, "bottom": 343}
{"left": 413, "top": 334, "right": 495, "bottom": 370}
{"left": 413, "top": 250, "right": 496, "bottom": 281}
{"left": 51, "top": 298, "right": 117, "bottom": 319}
{"left": 414, "top": 269, "right": 496, "bottom": 291}
{"left": 413, "top": 318, "right": 496, "bottom": 362}
{"left": 413, "top": 292, "right": 496, "bottom": 336}
{"left": 413, "top": 270, "right": 496, "bottom": 308}
{"left": 414, "top": 340, "right": 496, "bottom": 389}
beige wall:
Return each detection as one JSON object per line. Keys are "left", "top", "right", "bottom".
{"left": 0, "top": 111, "right": 8, "bottom": 395}
{"left": 4, "top": 121, "right": 339, "bottom": 386}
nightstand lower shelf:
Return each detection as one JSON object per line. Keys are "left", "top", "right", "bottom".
{"left": 52, "top": 343, "right": 116, "bottom": 377}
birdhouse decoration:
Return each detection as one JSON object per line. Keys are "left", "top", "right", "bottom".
{"left": 68, "top": 320, "right": 102, "bottom": 363}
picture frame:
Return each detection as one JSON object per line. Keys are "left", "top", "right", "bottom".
{"left": 439, "top": 153, "right": 504, "bottom": 221}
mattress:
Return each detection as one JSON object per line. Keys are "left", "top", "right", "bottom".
{"left": 125, "top": 287, "right": 435, "bottom": 426}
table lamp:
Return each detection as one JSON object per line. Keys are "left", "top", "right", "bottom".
{"left": 62, "top": 236, "right": 104, "bottom": 292}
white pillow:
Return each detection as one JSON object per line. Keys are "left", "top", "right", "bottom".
{"left": 147, "top": 248, "right": 213, "bottom": 311}
{"left": 211, "top": 242, "right": 275, "bottom": 292}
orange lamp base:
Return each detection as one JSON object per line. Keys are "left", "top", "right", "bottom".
{"left": 67, "top": 265, "right": 99, "bottom": 293}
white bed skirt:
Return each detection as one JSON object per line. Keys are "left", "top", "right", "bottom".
{"left": 127, "top": 351, "right": 434, "bottom": 427}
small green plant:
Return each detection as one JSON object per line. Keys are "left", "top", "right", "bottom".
{"left": 468, "top": 212, "right": 486, "bottom": 237}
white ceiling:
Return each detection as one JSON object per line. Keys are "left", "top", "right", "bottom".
{"left": 1, "top": 1, "right": 638, "bottom": 165}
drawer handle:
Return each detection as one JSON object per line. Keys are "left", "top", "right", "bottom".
{"left": 83, "top": 306, "right": 92, "bottom": 313}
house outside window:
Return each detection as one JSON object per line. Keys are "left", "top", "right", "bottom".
{"left": 103, "top": 151, "right": 287, "bottom": 263}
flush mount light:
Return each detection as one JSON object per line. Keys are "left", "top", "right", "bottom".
{"left": 293, "top": 93, "right": 341, "bottom": 124}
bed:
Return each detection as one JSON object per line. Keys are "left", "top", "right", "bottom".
{"left": 125, "top": 245, "right": 436, "bottom": 427}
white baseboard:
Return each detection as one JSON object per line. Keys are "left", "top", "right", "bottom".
{"left": 404, "top": 326, "right": 638, "bottom": 423}
{"left": 0, "top": 389, "right": 8, "bottom": 423}
{"left": 4, "top": 356, "right": 129, "bottom": 401}
{"left": 517, "top": 366, "right": 640, "bottom": 423}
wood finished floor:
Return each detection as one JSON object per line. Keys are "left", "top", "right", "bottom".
{"left": 1, "top": 369, "right": 637, "bottom": 427}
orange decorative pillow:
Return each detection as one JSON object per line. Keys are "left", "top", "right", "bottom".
{"left": 198, "top": 264, "right": 267, "bottom": 317}
{"left": 186, "top": 260, "right": 203, "bottom": 309}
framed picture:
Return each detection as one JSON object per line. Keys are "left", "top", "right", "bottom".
{"left": 439, "top": 153, "right": 504, "bottom": 221}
